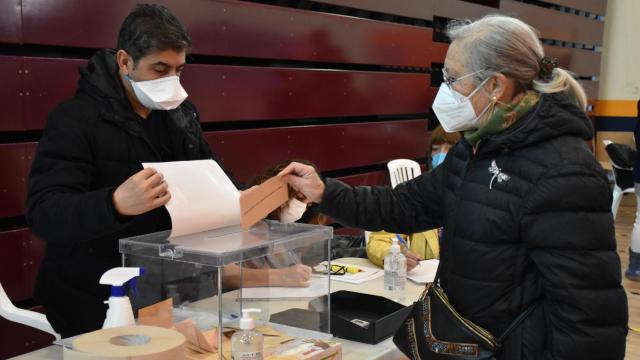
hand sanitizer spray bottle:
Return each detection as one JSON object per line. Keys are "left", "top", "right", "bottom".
{"left": 384, "top": 238, "right": 406, "bottom": 302}
{"left": 231, "top": 308, "right": 264, "bottom": 360}
{"left": 100, "top": 267, "right": 144, "bottom": 329}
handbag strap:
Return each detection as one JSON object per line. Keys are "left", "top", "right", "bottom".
{"left": 495, "top": 298, "right": 543, "bottom": 345}
{"left": 429, "top": 252, "right": 541, "bottom": 345}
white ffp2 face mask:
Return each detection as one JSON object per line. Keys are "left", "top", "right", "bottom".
{"left": 432, "top": 77, "right": 492, "bottom": 132}
{"left": 127, "top": 75, "right": 188, "bottom": 111}
{"left": 279, "top": 198, "right": 308, "bottom": 223}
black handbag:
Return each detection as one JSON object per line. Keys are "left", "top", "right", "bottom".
{"left": 393, "top": 282, "right": 540, "bottom": 359}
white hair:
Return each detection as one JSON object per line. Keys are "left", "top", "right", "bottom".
{"left": 446, "top": 14, "right": 588, "bottom": 111}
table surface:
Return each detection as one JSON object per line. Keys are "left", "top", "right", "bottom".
{"left": 11, "top": 258, "right": 423, "bottom": 360}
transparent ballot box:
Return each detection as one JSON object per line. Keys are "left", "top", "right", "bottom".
{"left": 119, "top": 220, "right": 334, "bottom": 359}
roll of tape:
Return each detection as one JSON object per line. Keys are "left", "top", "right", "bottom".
{"left": 65, "top": 325, "right": 186, "bottom": 360}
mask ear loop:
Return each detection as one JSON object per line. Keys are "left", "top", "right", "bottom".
{"left": 487, "top": 95, "right": 500, "bottom": 122}
{"left": 477, "top": 95, "right": 499, "bottom": 126}
{"left": 468, "top": 74, "right": 504, "bottom": 120}
{"left": 471, "top": 83, "right": 500, "bottom": 127}
{"left": 465, "top": 75, "right": 492, "bottom": 100}
{"left": 478, "top": 73, "right": 503, "bottom": 122}
{"left": 464, "top": 74, "right": 501, "bottom": 125}
{"left": 483, "top": 73, "right": 517, "bottom": 110}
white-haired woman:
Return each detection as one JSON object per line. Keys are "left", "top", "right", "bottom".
{"left": 280, "top": 15, "right": 627, "bottom": 360}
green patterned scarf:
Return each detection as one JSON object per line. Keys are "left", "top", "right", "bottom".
{"left": 464, "top": 91, "right": 540, "bottom": 146}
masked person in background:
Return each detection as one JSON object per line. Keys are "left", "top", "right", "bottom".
{"left": 428, "top": 124, "right": 461, "bottom": 170}
{"left": 26, "top": 5, "right": 236, "bottom": 337}
{"left": 222, "top": 160, "right": 327, "bottom": 289}
{"left": 280, "top": 15, "right": 627, "bottom": 360}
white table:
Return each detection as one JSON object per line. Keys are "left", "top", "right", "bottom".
{"left": 11, "top": 258, "right": 422, "bottom": 360}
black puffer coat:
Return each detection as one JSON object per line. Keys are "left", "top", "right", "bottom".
{"left": 26, "top": 49, "right": 221, "bottom": 337}
{"left": 319, "top": 93, "right": 628, "bottom": 359}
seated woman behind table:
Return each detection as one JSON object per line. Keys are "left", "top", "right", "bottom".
{"left": 223, "top": 159, "right": 326, "bottom": 288}
{"left": 367, "top": 230, "right": 439, "bottom": 271}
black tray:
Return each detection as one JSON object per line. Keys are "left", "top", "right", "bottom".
{"left": 311, "top": 290, "right": 413, "bottom": 344}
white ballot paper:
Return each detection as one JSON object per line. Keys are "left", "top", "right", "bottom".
{"left": 239, "top": 276, "right": 330, "bottom": 300}
{"left": 143, "top": 160, "right": 241, "bottom": 238}
{"left": 407, "top": 259, "right": 440, "bottom": 284}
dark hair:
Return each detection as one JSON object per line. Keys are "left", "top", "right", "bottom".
{"left": 117, "top": 4, "right": 192, "bottom": 64}
{"left": 430, "top": 124, "right": 461, "bottom": 147}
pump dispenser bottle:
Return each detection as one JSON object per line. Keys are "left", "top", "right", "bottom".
{"left": 231, "top": 308, "right": 264, "bottom": 360}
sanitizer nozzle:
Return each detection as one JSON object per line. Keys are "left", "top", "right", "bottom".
{"left": 239, "top": 308, "right": 261, "bottom": 330}
{"left": 390, "top": 238, "right": 401, "bottom": 253}
{"left": 100, "top": 267, "right": 144, "bottom": 329}
{"left": 100, "top": 267, "right": 145, "bottom": 297}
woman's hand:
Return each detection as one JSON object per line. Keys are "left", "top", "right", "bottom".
{"left": 403, "top": 250, "right": 422, "bottom": 272}
{"left": 278, "top": 162, "right": 325, "bottom": 204}
{"left": 270, "top": 264, "right": 312, "bottom": 287}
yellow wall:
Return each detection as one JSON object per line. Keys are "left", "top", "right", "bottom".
{"left": 599, "top": 0, "right": 640, "bottom": 101}
{"left": 595, "top": 0, "right": 640, "bottom": 167}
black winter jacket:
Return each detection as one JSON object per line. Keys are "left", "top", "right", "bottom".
{"left": 26, "top": 49, "right": 220, "bottom": 337}
{"left": 319, "top": 93, "right": 628, "bottom": 360}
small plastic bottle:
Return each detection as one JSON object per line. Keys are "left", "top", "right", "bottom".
{"left": 384, "top": 238, "right": 406, "bottom": 302}
{"left": 231, "top": 308, "right": 264, "bottom": 360}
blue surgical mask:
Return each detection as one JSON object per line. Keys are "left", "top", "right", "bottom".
{"left": 431, "top": 152, "right": 447, "bottom": 169}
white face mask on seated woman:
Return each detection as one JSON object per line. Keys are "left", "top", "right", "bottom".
{"left": 279, "top": 198, "right": 308, "bottom": 223}
{"left": 432, "top": 70, "right": 494, "bottom": 132}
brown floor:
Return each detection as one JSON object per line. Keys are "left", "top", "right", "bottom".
{"left": 615, "top": 202, "right": 640, "bottom": 359}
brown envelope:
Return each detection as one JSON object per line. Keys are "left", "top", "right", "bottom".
{"left": 174, "top": 318, "right": 218, "bottom": 352}
{"left": 137, "top": 298, "right": 173, "bottom": 328}
{"left": 239, "top": 175, "right": 289, "bottom": 229}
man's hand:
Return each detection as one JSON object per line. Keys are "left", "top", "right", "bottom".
{"left": 112, "top": 168, "right": 170, "bottom": 216}
{"left": 278, "top": 162, "right": 325, "bottom": 204}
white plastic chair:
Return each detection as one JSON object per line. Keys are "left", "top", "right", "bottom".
{"left": 603, "top": 140, "right": 636, "bottom": 220}
{"left": 0, "top": 282, "right": 60, "bottom": 340}
{"left": 387, "top": 159, "right": 422, "bottom": 189}
{"left": 364, "top": 159, "right": 423, "bottom": 244}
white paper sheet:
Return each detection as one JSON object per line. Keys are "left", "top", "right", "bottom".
{"left": 407, "top": 259, "right": 439, "bottom": 284}
{"left": 142, "top": 159, "right": 240, "bottom": 238}
{"left": 239, "top": 276, "right": 330, "bottom": 300}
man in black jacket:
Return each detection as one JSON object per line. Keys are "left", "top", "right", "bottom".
{"left": 26, "top": 4, "right": 224, "bottom": 337}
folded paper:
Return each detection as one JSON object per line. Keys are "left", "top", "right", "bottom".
{"left": 142, "top": 159, "right": 289, "bottom": 237}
